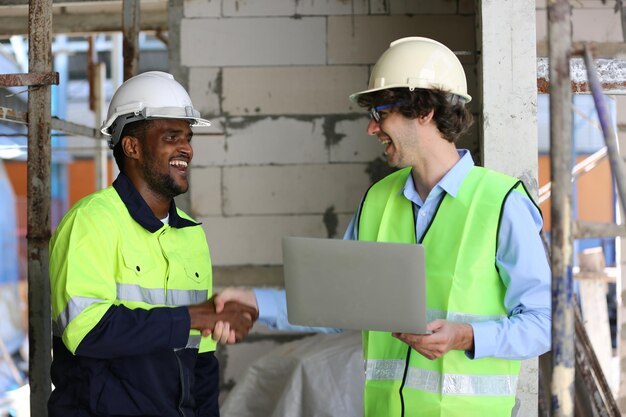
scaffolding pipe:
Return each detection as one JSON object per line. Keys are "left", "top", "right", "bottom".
{"left": 27, "top": 0, "right": 53, "bottom": 413}
{"left": 94, "top": 62, "right": 107, "bottom": 190}
{"left": 122, "top": 0, "right": 139, "bottom": 81}
{"left": 548, "top": 1, "right": 575, "bottom": 417}
{"left": 582, "top": 45, "right": 626, "bottom": 219}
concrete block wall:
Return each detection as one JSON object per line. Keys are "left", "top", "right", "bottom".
{"left": 178, "top": 0, "right": 478, "bottom": 406}
{"left": 182, "top": 0, "right": 478, "bottom": 270}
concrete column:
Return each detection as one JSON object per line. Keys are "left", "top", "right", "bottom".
{"left": 168, "top": 0, "right": 192, "bottom": 214}
{"left": 478, "top": 0, "right": 539, "bottom": 194}
{"left": 477, "top": 1, "right": 539, "bottom": 417}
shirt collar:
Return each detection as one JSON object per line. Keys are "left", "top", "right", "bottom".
{"left": 112, "top": 172, "right": 199, "bottom": 233}
{"left": 402, "top": 149, "right": 475, "bottom": 205}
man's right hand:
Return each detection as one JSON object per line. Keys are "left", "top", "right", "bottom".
{"left": 212, "top": 288, "right": 258, "bottom": 344}
{"left": 188, "top": 298, "right": 257, "bottom": 343}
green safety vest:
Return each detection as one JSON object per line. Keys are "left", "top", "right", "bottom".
{"left": 50, "top": 185, "right": 216, "bottom": 354}
{"left": 358, "top": 166, "right": 525, "bottom": 417}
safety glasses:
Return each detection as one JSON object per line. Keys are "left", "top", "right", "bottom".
{"left": 369, "top": 101, "right": 404, "bottom": 123}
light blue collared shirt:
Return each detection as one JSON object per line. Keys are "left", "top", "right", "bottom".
{"left": 255, "top": 150, "right": 551, "bottom": 360}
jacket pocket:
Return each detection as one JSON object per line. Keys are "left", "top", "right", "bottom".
{"left": 182, "top": 252, "right": 211, "bottom": 284}
{"left": 120, "top": 250, "right": 156, "bottom": 281}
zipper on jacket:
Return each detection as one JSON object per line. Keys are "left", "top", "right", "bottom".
{"left": 174, "top": 351, "right": 188, "bottom": 417}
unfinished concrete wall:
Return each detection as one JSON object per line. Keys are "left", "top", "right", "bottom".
{"left": 178, "top": 0, "right": 479, "bottom": 405}
{"left": 181, "top": 0, "right": 478, "bottom": 274}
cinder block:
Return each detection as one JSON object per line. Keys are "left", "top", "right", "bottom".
{"left": 189, "top": 166, "right": 222, "bottom": 217}
{"left": 328, "top": 15, "right": 476, "bottom": 64}
{"left": 464, "top": 63, "right": 480, "bottom": 109}
{"left": 199, "top": 213, "right": 354, "bottom": 265}
{"left": 222, "top": 117, "right": 328, "bottom": 165}
{"left": 222, "top": 66, "right": 367, "bottom": 116}
{"left": 296, "top": 0, "right": 369, "bottom": 15}
{"left": 190, "top": 131, "right": 229, "bottom": 167}
{"left": 389, "top": 0, "right": 457, "bottom": 14}
{"left": 181, "top": 18, "right": 326, "bottom": 66}
{"left": 212, "top": 265, "right": 285, "bottom": 287}
{"left": 184, "top": 0, "right": 220, "bottom": 18}
{"left": 329, "top": 116, "right": 385, "bottom": 163}
{"left": 370, "top": 0, "right": 389, "bottom": 14}
{"left": 223, "top": 0, "right": 294, "bottom": 17}
{"left": 222, "top": 164, "right": 371, "bottom": 215}
{"left": 536, "top": 0, "right": 607, "bottom": 10}
{"left": 189, "top": 67, "right": 221, "bottom": 116}
{"left": 459, "top": 0, "right": 474, "bottom": 14}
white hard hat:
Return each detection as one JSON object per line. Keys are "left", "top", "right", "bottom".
{"left": 349, "top": 37, "right": 471, "bottom": 103}
{"left": 101, "top": 71, "right": 211, "bottom": 149}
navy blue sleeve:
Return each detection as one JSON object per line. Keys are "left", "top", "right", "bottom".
{"left": 193, "top": 351, "right": 220, "bottom": 417}
{"left": 75, "top": 304, "right": 191, "bottom": 358}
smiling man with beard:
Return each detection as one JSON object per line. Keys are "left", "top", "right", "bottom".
{"left": 48, "top": 71, "right": 257, "bottom": 417}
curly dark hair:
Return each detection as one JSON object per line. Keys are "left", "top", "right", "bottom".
{"left": 112, "top": 119, "right": 152, "bottom": 173}
{"left": 356, "top": 88, "right": 473, "bottom": 143}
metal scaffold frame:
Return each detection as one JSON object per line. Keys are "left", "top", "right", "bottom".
{"left": 546, "top": 1, "right": 626, "bottom": 416}
{"left": 0, "top": 0, "right": 141, "bottom": 414}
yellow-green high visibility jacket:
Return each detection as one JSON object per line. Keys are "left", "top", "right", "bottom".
{"left": 358, "top": 166, "right": 524, "bottom": 417}
{"left": 48, "top": 173, "right": 217, "bottom": 417}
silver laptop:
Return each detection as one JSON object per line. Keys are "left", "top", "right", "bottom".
{"left": 282, "top": 236, "right": 428, "bottom": 334}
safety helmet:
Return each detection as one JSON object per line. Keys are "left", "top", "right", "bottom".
{"left": 349, "top": 37, "right": 471, "bottom": 104}
{"left": 101, "top": 71, "right": 211, "bottom": 149}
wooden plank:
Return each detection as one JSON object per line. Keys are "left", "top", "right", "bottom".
{"left": 0, "top": 72, "right": 58, "bottom": 87}
{"left": 0, "top": 9, "right": 166, "bottom": 37}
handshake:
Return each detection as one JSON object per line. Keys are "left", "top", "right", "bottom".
{"left": 188, "top": 290, "right": 258, "bottom": 344}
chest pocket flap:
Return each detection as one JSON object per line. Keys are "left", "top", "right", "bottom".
{"left": 120, "top": 250, "right": 157, "bottom": 281}
{"left": 182, "top": 252, "right": 211, "bottom": 284}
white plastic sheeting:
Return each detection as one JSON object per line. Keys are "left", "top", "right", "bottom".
{"left": 221, "top": 331, "right": 364, "bottom": 417}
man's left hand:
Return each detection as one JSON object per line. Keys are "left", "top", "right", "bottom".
{"left": 392, "top": 320, "right": 474, "bottom": 360}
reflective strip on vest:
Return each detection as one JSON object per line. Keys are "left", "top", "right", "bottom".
{"left": 427, "top": 309, "right": 506, "bottom": 324}
{"left": 366, "top": 359, "right": 518, "bottom": 397}
{"left": 53, "top": 284, "right": 208, "bottom": 336}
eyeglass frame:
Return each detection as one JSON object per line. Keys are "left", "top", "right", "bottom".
{"left": 369, "top": 101, "right": 404, "bottom": 123}
{"left": 368, "top": 94, "right": 466, "bottom": 123}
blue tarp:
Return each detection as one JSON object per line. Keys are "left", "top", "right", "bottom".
{"left": 0, "top": 160, "right": 25, "bottom": 363}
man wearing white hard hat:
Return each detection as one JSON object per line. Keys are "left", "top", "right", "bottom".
{"left": 214, "top": 38, "right": 551, "bottom": 417}
{"left": 48, "top": 71, "right": 257, "bottom": 417}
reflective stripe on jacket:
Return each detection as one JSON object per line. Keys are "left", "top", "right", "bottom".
{"left": 358, "top": 166, "right": 523, "bottom": 417}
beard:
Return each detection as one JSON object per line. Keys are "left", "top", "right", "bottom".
{"left": 141, "top": 154, "right": 188, "bottom": 199}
